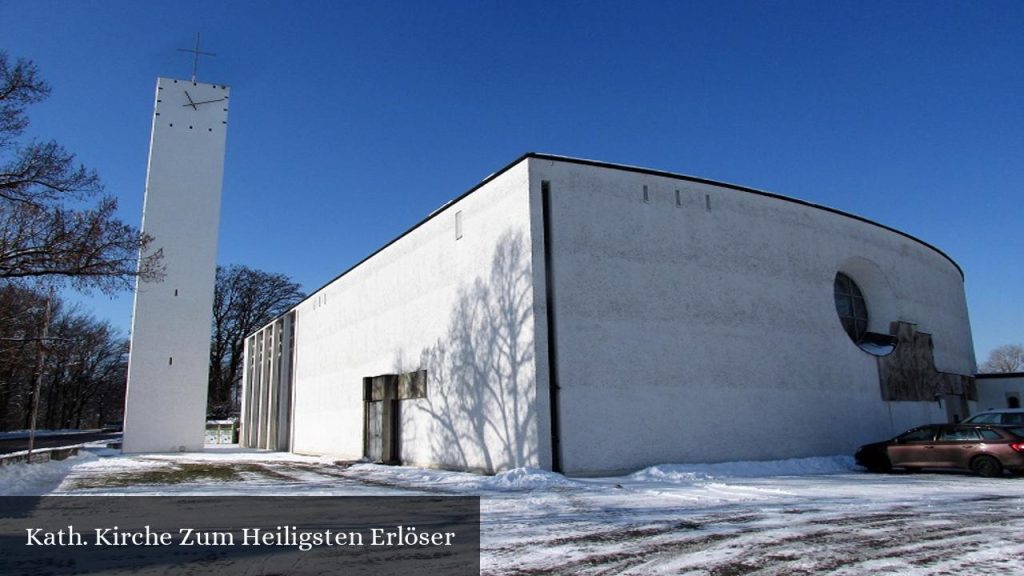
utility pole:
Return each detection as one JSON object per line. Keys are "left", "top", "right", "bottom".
{"left": 26, "top": 289, "right": 53, "bottom": 461}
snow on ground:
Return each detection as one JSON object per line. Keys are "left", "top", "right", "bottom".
{"left": 0, "top": 450, "right": 101, "bottom": 495}
{"left": 3, "top": 446, "right": 1024, "bottom": 574}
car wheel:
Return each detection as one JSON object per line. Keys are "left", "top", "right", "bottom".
{"left": 970, "top": 455, "right": 1003, "bottom": 478}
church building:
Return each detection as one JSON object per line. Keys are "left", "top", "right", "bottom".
{"left": 239, "top": 153, "right": 975, "bottom": 476}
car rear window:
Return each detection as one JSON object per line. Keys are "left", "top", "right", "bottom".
{"left": 1006, "top": 427, "right": 1024, "bottom": 438}
{"left": 1003, "top": 413, "right": 1024, "bottom": 425}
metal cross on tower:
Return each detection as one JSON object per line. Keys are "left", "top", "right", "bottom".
{"left": 177, "top": 32, "right": 216, "bottom": 82}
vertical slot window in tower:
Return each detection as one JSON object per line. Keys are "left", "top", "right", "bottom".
{"left": 455, "top": 210, "right": 463, "bottom": 240}
{"left": 675, "top": 189, "right": 682, "bottom": 207}
{"left": 643, "top": 185, "right": 650, "bottom": 203}
{"left": 705, "top": 193, "right": 712, "bottom": 211}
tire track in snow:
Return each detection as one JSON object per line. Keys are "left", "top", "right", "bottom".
{"left": 486, "top": 503, "right": 1024, "bottom": 575}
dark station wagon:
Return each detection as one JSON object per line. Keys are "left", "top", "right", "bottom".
{"left": 855, "top": 423, "right": 1024, "bottom": 477}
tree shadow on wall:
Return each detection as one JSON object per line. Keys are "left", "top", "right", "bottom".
{"left": 413, "top": 230, "right": 537, "bottom": 473}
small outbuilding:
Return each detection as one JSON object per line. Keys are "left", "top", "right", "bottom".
{"left": 240, "top": 154, "right": 976, "bottom": 476}
{"left": 974, "top": 373, "right": 1024, "bottom": 413}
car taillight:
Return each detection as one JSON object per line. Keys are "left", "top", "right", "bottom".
{"left": 1011, "top": 443, "right": 1024, "bottom": 453}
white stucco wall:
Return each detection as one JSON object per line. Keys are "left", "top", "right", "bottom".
{"left": 247, "top": 154, "right": 973, "bottom": 476}
{"left": 124, "top": 78, "right": 229, "bottom": 453}
{"left": 530, "top": 158, "right": 974, "bottom": 475}
{"left": 975, "top": 375, "right": 1024, "bottom": 413}
{"left": 287, "top": 162, "right": 542, "bottom": 472}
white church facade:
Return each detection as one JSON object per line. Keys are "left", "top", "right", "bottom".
{"left": 240, "top": 153, "right": 976, "bottom": 476}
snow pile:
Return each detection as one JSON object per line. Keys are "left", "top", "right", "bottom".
{"left": 346, "top": 462, "right": 478, "bottom": 486}
{"left": 631, "top": 455, "right": 857, "bottom": 483}
{"left": 0, "top": 451, "right": 98, "bottom": 496}
{"left": 481, "top": 467, "right": 578, "bottom": 490}
{"left": 340, "top": 463, "right": 579, "bottom": 493}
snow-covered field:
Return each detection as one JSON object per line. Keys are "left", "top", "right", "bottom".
{"left": 3, "top": 445, "right": 1024, "bottom": 575}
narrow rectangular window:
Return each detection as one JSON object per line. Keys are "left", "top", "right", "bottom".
{"left": 675, "top": 189, "right": 682, "bottom": 207}
{"left": 643, "top": 185, "right": 650, "bottom": 203}
{"left": 455, "top": 210, "right": 463, "bottom": 240}
{"left": 705, "top": 193, "right": 712, "bottom": 211}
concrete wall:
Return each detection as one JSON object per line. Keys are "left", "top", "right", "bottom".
{"left": 975, "top": 374, "right": 1024, "bottom": 413}
{"left": 531, "top": 159, "right": 974, "bottom": 475}
{"left": 245, "top": 154, "right": 973, "bottom": 476}
{"left": 286, "top": 162, "right": 542, "bottom": 472}
{"left": 123, "top": 78, "right": 229, "bottom": 453}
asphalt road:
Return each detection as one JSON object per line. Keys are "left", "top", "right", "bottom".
{"left": 0, "top": 431, "right": 121, "bottom": 454}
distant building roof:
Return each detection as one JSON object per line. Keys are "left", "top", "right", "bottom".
{"left": 976, "top": 372, "right": 1024, "bottom": 380}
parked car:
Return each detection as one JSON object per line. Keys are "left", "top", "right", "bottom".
{"left": 855, "top": 423, "right": 1024, "bottom": 477}
{"left": 963, "top": 409, "right": 1024, "bottom": 425}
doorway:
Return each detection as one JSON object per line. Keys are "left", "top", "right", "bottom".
{"left": 363, "top": 375, "right": 400, "bottom": 464}
{"left": 941, "top": 394, "right": 969, "bottom": 423}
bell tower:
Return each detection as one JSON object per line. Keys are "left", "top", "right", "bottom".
{"left": 123, "top": 37, "right": 229, "bottom": 452}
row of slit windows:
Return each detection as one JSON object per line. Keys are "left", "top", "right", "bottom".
{"left": 642, "top": 184, "right": 712, "bottom": 210}
{"left": 455, "top": 182, "right": 714, "bottom": 240}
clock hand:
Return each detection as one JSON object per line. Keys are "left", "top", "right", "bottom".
{"left": 183, "top": 90, "right": 198, "bottom": 110}
{"left": 191, "top": 97, "right": 227, "bottom": 106}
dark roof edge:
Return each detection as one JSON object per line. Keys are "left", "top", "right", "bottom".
{"left": 976, "top": 372, "right": 1024, "bottom": 379}
{"left": 527, "top": 153, "right": 964, "bottom": 279}
{"left": 249, "top": 152, "right": 964, "bottom": 338}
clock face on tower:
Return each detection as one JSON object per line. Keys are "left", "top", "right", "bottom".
{"left": 155, "top": 78, "right": 230, "bottom": 133}
{"left": 183, "top": 89, "right": 227, "bottom": 110}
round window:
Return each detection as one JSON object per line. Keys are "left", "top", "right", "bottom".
{"left": 834, "top": 272, "right": 868, "bottom": 342}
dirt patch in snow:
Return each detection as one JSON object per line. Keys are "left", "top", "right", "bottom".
{"left": 68, "top": 461, "right": 294, "bottom": 488}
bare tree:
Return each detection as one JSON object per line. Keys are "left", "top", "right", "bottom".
{"left": 981, "top": 344, "right": 1024, "bottom": 374}
{"left": 0, "top": 285, "right": 128, "bottom": 431}
{"left": 0, "top": 283, "right": 46, "bottom": 429}
{"left": 209, "top": 265, "right": 304, "bottom": 418}
{"left": 40, "top": 307, "right": 128, "bottom": 429}
{"left": 0, "top": 54, "right": 152, "bottom": 431}
{"left": 0, "top": 52, "right": 162, "bottom": 294}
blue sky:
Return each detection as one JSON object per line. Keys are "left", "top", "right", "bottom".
{"left": 3, "top": 0, "right": 1021, "bottom": 364}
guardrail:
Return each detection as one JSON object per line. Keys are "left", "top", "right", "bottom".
{"left": 0, "top": 444, "right": 82, "bottom": 466}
